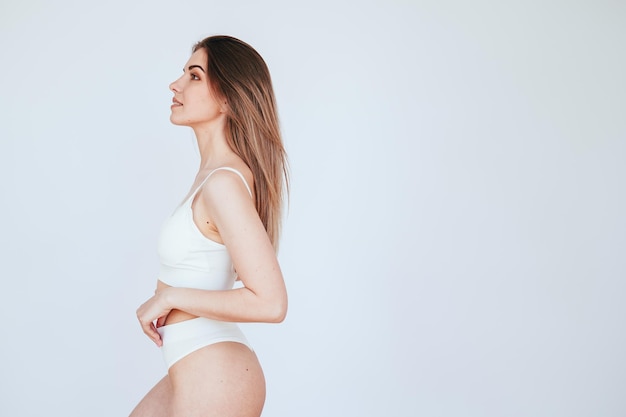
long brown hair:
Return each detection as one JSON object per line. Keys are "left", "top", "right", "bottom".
{"left": 193, "top": 35, "right": 288, "bottom": 249}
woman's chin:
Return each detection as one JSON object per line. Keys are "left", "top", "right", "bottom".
{"left": 169, "top": 116, "right": 187, "bottom": 126}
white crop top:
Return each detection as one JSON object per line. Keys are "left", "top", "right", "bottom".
{"left": 157, "top": 167, "right": 253, "bottom": 290}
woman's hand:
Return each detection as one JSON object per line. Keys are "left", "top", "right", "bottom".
{"left": 136, "top": 288, "right": 172, "bottom": 347}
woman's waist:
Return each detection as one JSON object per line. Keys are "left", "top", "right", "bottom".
{"left": 163, "top": 309, "right": 198, "bottom": 326}
{"left": 156, "top": 279, "right": 238, "bottom": 328}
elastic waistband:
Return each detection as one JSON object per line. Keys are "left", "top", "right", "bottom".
{"left": 157, "top": 317, "right": 243, "bottom": 343}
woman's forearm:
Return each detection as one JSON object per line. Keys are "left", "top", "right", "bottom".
{"left": 163, "top": 285, "right": 287, "bottom": 324}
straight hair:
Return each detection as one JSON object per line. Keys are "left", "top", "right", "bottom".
{"left": 193, "top": 35, "right": 288, "bottom": 250}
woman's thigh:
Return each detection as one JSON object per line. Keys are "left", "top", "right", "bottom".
{"left": 168, "top": 342, "right": 266, "bottom": 417}
{"left": 129, "top": 375, "right": 172, "bottom": 417}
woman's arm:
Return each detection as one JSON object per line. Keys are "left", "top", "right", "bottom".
{"left": 136, "top": 171, "right": 287, "bottom": 345}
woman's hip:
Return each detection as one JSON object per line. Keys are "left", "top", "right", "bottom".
{"left": 167, "top": 340, "right": 266, "bottom": 416}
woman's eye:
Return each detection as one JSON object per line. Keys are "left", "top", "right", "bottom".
{"left": 191, "top": 73, "right": 200, "bottom": 80}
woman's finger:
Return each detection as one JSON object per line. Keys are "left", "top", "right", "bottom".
{"left": 140, "top": 319, "right": 161, "bottom": 346}
{"left": 149, "top": 322, "right": 163, "bottom": 347}
{"left": 136, "top": 293, "right": 169, "bottom": 346}
{"left": 137, "top": 310, "right": 162, "bottom": 346}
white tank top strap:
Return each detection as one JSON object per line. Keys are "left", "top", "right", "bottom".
{"left": 203, "top": 167, "right": 253, "bottom": 198}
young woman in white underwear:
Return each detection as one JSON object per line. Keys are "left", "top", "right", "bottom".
{"left": 130, "top": 35, "right": 288, "bottom": 417}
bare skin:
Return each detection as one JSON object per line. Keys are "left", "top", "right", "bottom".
{"left": 129, "top": 344, "right": 265, "bottom": 417}
{"left": 131, "top": 48, "right": 286, "bottom": 417}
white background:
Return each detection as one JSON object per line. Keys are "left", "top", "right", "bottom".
{"left": 1, "top": 1, "right": 625, "bottom": 416}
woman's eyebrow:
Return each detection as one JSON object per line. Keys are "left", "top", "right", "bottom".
{"left": 185, "top": 65, "right": 206, "bottom": 73}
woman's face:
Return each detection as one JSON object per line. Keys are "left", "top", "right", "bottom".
{"left": 169, "top": 48, "right": 224, "bottom": 128}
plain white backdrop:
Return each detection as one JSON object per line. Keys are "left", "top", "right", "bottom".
{"left": 0, "top": 1, "right": 624, "bottom": 416}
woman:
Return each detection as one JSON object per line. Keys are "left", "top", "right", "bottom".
{"left": 130, "top": 35, "right": 288, "bottom": 417}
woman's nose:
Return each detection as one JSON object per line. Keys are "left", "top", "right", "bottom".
{"left": 169, "top": 79, "right": 180, "bottom": 92}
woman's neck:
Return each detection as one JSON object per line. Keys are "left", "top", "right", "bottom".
{"left": 192, "top": 121, "right": 233, "bottom": 171}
